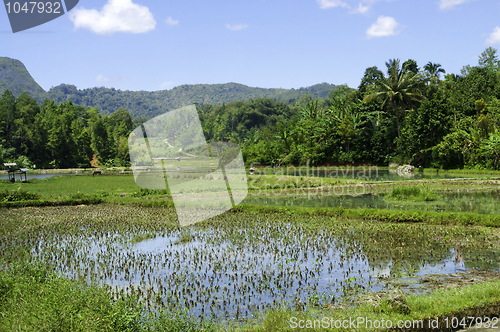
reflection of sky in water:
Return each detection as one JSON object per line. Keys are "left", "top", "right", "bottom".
{"left": 416, "top": 249, "right": 467, "bottom": 275}
{"left": 29, "top": 224, "right": 499, "bottom": 320}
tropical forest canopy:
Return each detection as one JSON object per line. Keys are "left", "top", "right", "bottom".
{"left": 0, "top": 47, "right": 499, "bottom": 170}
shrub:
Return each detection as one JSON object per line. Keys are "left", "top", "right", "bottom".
{"left": 385, "top": 185, "right": 440, "bottom": 201}
{"left": 0, "top": 189, "right": 40, "bottom": 202}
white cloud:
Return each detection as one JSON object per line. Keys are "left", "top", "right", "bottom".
{"left": 366, "top": 16, "right": 400, "bottom": 39}
{"left": 487, "top": 27, "right": 500, "bottom": 45}
{"left": 317, "top": 0, "right": 348, "bottom": 9}
{"left": 439, "top": 0, "right": 470, "bottom": 10}
{"left": 225, "top": 24, "right": 249, "bottom": 31}
{"left": 351, "top": 0, "right": 380, "bottom": 13}
{"left": 95, "top": 74, "right": 128, "bottom": 83}
{"left": 351, "top": 3, "right": 370, "bottom": 14}
{"left": 165, "top": 17, "right": 179, "bottom": 26}
{"left": 318, "top": 0, "right": 383, "bottom": 14}
{"left": 70, "top": 0, "right": 156, "bottom": 35}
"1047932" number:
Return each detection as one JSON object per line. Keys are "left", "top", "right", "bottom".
{"left": 5, "top": 1, "right": 62, "bottom": 14}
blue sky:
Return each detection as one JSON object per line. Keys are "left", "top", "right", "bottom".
{"left": 1, "top": 0, "right": 500, "bottom": 92}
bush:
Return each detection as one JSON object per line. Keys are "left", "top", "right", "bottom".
{"left": 385, "top": 185, "right": 440, "bottom": 201}
{"left": 0, "top": 189, "right": 40, "bottom": 202}
{"left": 0, "top": 263, "right": 143, "bottom": 331}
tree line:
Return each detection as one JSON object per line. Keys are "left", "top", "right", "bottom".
{"left": 202, "top": 47, "right": 500, "bottom": 170}
{"left": 0, "top": 92, "right": 133, "bottom": 168}
{"left": 1, "top": 47, "right": 499, "bottom": 170}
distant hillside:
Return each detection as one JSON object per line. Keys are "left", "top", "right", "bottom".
{"left": 0, "top": 57, "right": 46, "bottom": 100}
{"left": 47, "top": 82, "right": 336, "bottom": 118}
{"left": 0, "top": 56, "right": 337, "bottom": 118}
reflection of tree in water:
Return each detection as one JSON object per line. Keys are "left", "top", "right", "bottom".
{"left": 349, "top": 225, "right": 499, "bottom": 277}
{"left": 348, "top": 234, "right": 452, "bottom": 277}
{"left": 462, "top": 248, "right": 500, "bottom": 270}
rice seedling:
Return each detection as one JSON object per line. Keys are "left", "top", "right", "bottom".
{"left": 1, "top": 204, "right": 498, "bottom": 323}
{"left": 0, "top": 171, "right": 498, "bottom": 329}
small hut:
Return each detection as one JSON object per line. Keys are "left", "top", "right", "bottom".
{"left": 3, "top": 163, "right": 29, "bottom": 183}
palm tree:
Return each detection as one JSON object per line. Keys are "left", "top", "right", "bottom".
{"left": 424, "top": 62, "right": 446, "bottom": 82}
{"left": 363, "top": 59, "right": 426, "bottom": 136}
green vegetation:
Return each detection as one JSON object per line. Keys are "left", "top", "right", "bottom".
{"left": 239, "top": 204, "right": 500, "bottom": 227}
{"left": 204, "top": 48, "right": 500, "bottom": 169}
{"left": 1, "top": 47, "right": 500, "bottom": 331}
{"left": 237, "top": 281, "right": 500, "bottom": 331}
{"left": 0, "top": 188, "right": 40, "bottom": 201}
{"left": 47, "top": 82, "right": 335, "bottom": 118}
{"left": 0, "top": 174, "right": 138, "bottom": 198}
{"left": 0, "top": 57, "right": 45, "bottom": 100}
{"left": 385, "top": 185, "right": 440, "bottom": 201}
{"left": 4, "top": 262, "right": 496, "bottom": 332}
{"left": 0, "top": 90, "right": 134, "bottom": 168}
{"left": 0, "top": 197, "right": 498, "bottom": 330}
{"left": 0, "top": 263, "right": 215, "bottom": 331}
{"left": 129, "top": 232, "right": 157, "bottom": 243}
{"left": 2, "top": 48, "right": 500, "bottom": 171}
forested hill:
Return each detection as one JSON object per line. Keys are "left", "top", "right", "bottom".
{"left": 0, "top": 57, "right": 45, "bottom": 100}
{"left": 0, "top": 56, "right": 336, "bottom": 118}
{"left": 46, "top": 82, "right": 335, "bottom": 118}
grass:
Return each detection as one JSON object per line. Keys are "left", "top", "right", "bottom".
{"left": 175, "top": 230, "right": 194, "bottom": 244}
{"left": 384, "top": 185, "right": 440, "bottom": 201}
{"left": 237, "top": 203, "right": 500, "bottom": 227}
{"left": 247, "top": 174, "right": 361, "bottom": 191}
{"left": 0, "top": 188, "right": 40, "bottom": 201}
{"left": 130, "top": 232, "right": 157, "bottom": 243}
{"left": 0, "top": 263, "right": 143, "bottom": 332}
{"left": 0, "top": 174, "right": 138, "bottom": 199}
{"left": 423, "top": 167, "right": 500, "bottom": 176}
{"left": 0, "top": 263, "right": 215, "bottom": 332}
{"left": 236, "top": 281, "right": 500, "bottom": 331}
{"left": 1, "top": 204, "right": 499, "bottom": 331}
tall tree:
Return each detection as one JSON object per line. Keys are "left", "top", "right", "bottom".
{"left": 13, "top": 92, "right": 39, "bottom": 158}
{"left": 363, "top": 59, "right": 426, "bottom": 136}
{"left": 357, "top": 66, "right": 384, "bottom": 96}
{"left": 424, "top": 62, "right": 446, "bottom": 80}
{"left": 91, "top": 117, "right": 112, "bottom": 165}
{"left": 0, "top": 90, "right": 16, "bottom": 145}
{"left": 478, "top": 47, "right": 500, "bottom": 72}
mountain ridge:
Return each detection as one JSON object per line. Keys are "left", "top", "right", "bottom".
{"left": 0, "top": 57, "right": 46, "bottom": 99}
{"left": 0, "top": 56, "right": 337, "bottom": 118}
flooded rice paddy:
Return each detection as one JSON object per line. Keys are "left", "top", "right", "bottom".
{"left": 246, "top": 190, "right": 500, "bottom": 215}
{"left": 0, "top": 173, "right": 75, "bottom": 180}
{"left": 4, "top": 205, "right": 497, "bottom": 321}
{"left": 258, "top": 167, "right": 496, "bottom": 181}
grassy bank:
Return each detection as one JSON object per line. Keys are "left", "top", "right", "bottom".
{"left": 1, "top": 173, "right": 498, "bottom": 205}
{"left": 238, "top": 281, "right": 500, "bottom": 331}
{"left": 237, "top": 204, "right": 500, "bottom": 227}
{"left": 0, "top": 263, "right": 215, "bottom": 332}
